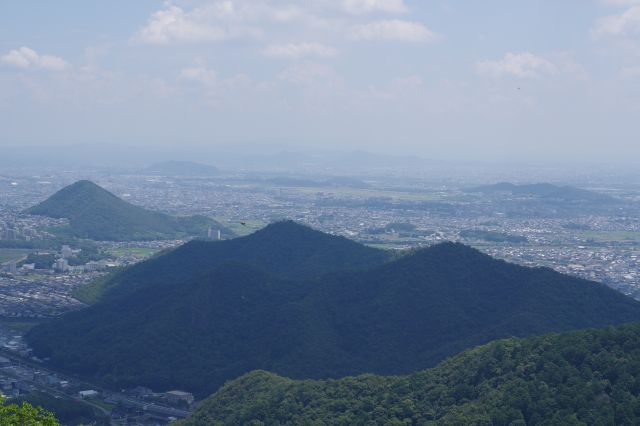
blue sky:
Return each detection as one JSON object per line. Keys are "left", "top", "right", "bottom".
{"left": 1, "top": 0, "right": 639, "bottom": 163}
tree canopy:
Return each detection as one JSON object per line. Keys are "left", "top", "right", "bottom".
{"left": 179, "top": 322, "right": 640, "bottom": 426}
{"left": 0, "top": 397, "right": 60, "bottom": 426}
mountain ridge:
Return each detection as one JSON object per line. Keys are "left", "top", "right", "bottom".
{"left": 25, "top": 222, "right": 640, "bottom": 397}
{"left": 178, "top": 322, "right": 640, "bottom": 425}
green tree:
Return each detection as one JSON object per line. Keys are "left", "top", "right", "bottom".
{"left": 0, "top": 397, "right": 60, "bottom": 426}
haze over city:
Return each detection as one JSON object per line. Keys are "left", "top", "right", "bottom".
{"left": 3, "top": 2, "right": 640, "bottom": 426}
{"left": 2, "top": 0, "right": 640, "bottom": 163}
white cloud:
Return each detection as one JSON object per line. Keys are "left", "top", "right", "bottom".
{"left": 280, "top": 63, "right": 338, "bottom": 85}
{"left": 341, "top": 0, "right": 408, "bottom": 15}
{"left": 262, "top": 42, "right": 337, "bottom": 58}
{"left": 599, "top": 0, "right": 640, "bottom": 6}
{"left": 180, "top": 66, "right": 218, "bottom": 86}
{"left": 593, "top": 5, "right": 640, "bottom": 37}
{"left": 133, "top": 4, "right": 259, "bottom": 45}
{"left": 1, "top": 47, "right": 68, "bottom": 71}
{"left": 350, "top": 19, "right": 438, "bottom": 42}
{"left": 476, "top": 52, "right": 559, "bottom": 78}
{"left": 179, "top": 66, "right": 253, "bottom": 93}
{"left": 622, "top": 65, "right": 640, "bottom": 78}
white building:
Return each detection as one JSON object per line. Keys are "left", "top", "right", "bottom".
{"left": 78, "top": 390, "right": 99, "bottom": 399}
{"left": 53, "top": 258, "right": 69, "bottom": 273}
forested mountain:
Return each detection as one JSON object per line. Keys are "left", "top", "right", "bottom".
{"left": 178, "top": 322, "right": 640, "bottom": 426}
{"left": 467, "top": 182, "right": 614, "bottom": 203}
{"left": 25, "top": 180, "right": 228, "bottom": 241}
{"left": 26, "top": 223, "right": 640, "bottom": 397}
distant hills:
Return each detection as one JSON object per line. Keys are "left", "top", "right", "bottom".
{"left": 179, "top": 322, "right": 640, "bottom": 425}
{"left": 26, "top": 222, "right": 640, "bottom": 397}
{"left": 146, "top": 161, "right": 218, "bottom": 176}
{"left": 467, "top": 182, "right": 615, "bottom": 203}
{"left": 25, "top": 180, "right": 229, "bottom": 241}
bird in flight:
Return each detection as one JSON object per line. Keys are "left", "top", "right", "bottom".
{"left": 240, "top": 221, "right": 247, "bottom": 226}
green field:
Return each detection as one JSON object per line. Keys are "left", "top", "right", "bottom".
{"left": 219, "top": 219, "right": 266, "bottom": 237}
{"left": 0, "top": 318, "right": 40, "bottom": 332}
{"left": 582, "top": 231, "right": 640, "bottom": 243}
{"left": 107, "top": 247, "right": 160, "bottom": 258}
{"left": 0, "top": 248, "right": 32, "bottom": 263}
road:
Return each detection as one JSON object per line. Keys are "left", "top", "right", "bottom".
{"left": 0, "top": 347, "right": 190, "bottom": 422}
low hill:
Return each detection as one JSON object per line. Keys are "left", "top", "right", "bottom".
{"left": 179, "top": 322, "right": 640, "bottom": 425}
{"left": 25, "top": 180, "right": 229, "bottom": 241}
{"left": 146, "top": 160, "right": 218, "bottom": 176}
{"left": 467, "top": 182, "right": 615, "bottom": 203}
{"left": 26, "top": 224, "right": 640, "bottom": 397}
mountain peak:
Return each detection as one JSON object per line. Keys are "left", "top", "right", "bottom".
{"left": 26, "top": 222, "right": 640, "bottom": 398}
{"left": 255, "top": 220, "right": 321, "bottom": 237}
{"left": 26, "top": 180, "right": 223, "bottom": 241}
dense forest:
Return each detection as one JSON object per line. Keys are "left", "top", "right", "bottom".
{"left": 25, "top": 180, "right": 229, "bottom": 241}
{"left": 179, "top": 323, "right": 640, "bottom": 426}
{"left": 26, "top": 222, "right": 640, "bottom": 398}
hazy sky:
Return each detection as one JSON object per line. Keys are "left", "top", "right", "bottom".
{"left": 1, "top": 0, "right": 640, "bottom": 163}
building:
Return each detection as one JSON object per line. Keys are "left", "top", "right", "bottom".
{"left": 85, "top": 260, "right": 107, "bottom": 271}
{"left": 163, "top": 390, "right": 195, "bottom": 405}
{"left": 78, "top": 390, "right": 99, "bottom": 399}
{"left": 53, "top": 258, "right": 69, "bottom": 273}
{"left": 61, "top": 245, "right": 73, "bottom": 258}
{"left": 207, "top": 227, "right": 222, "bottom": 240}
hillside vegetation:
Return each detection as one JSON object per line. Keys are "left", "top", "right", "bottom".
{"left": 179, "top": 323, "right": 640, "bottom": 426}
{"left": 25, "top": 180, "right": 229, "bottom": 241}
{"left": 26, "top": 222, "right": 640, "bottom": 397}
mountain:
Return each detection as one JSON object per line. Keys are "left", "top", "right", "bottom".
{"left": 26, "top": 223, "right": 640, "bottom": 397}
{"left": 146, "top": 161, "right": 218, "bottom": 176}
{"left": 467, "top": 182, "right": 615, "bottom": 203}
{"left": 72, "top": 220, "right": 391, "bottom": 302}
{"left": 25, "top": 180, "right": 229, "bottom": 241}
{"left": 178, "top": 322, "right": 640, "bottom": 426}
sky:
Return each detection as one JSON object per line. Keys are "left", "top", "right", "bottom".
{"left": 1, "top": 0, "right": 640, "bottom": 164}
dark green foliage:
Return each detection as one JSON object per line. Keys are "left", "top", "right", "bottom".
{"left": 25, "top": 180, "right": 229, "bottom": 241}
{"left": 384, "top": 222, "right": 417, "bottom": 232}
{"left": 563, "top": 222, "right": 591, "bottom": 231}
{"left": 71, "top": 268, "right": 125, "bottom": 304}
{"left": 19, "top": 253, "right": 56, "bottom": 269}
{"left": 178, "top": 323, "right": 640, "bottom": 426}
{"left": 13, "top": 392, "right": 108, "bottom": 425}
{"left": 459, "top": 229, "right": 528, "bottom": 243}
{"left": 65, "top": 245, "right": 108, "bottom": 266}
{"left": 26, "top": 223, "right": 640, "bottom": 398}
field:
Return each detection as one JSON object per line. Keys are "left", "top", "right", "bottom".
{"left": 581, "top": 231, "right": 640, "bottom": 243}
{"left": 0, "top": 248, "right": 32, "bottom": 263}
{"left": 220, "top": 219, "right": 266, "bottom": 237}
{"left": 107, "top": 247, "right": 160, "bottom": 258}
